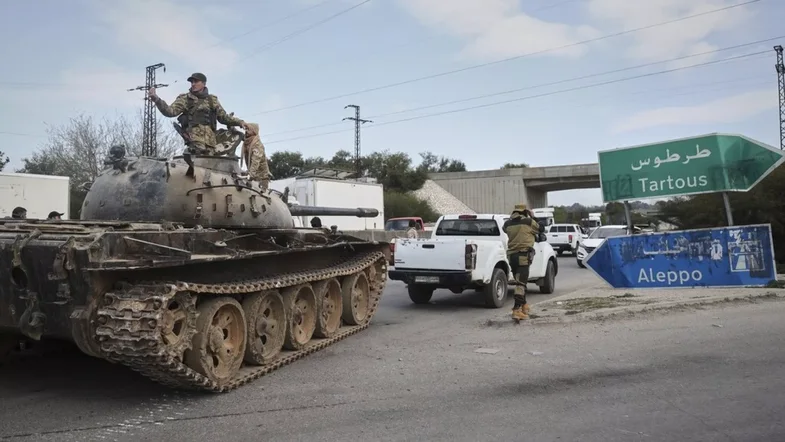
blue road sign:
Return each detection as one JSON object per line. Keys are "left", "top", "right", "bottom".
{"left": 584, "top": 224, "right": 777, "bottom": 288}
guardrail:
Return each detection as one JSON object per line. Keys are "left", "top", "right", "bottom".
{"left": 339, "top": 229, "right": 434, "bottom": 242}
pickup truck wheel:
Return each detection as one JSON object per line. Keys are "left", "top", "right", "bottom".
{"left": 408, "top": 285, "right": 434, "bottom": 304}
{"left": 577, "top": 258, "right": 586, "bottom": 269}
{"left": 483, "top": 268, "right": 508, "bottom": 309}
{"left": 540, "top": 259, "right": 556, "bottom": 294}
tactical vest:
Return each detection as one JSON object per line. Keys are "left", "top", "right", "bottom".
{"left": 178, "top": 94, "right": 217, "bottom": 131}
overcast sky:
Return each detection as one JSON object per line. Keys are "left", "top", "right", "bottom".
{"left": 0, "top": 0, "right": 781, "bottom": 206}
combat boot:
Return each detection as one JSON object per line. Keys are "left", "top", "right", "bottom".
{"left": 522, "top": 303, "right": 531, "bottom": 315}
{"left": 512, "top": 306, "right": 529, "bottom": 320}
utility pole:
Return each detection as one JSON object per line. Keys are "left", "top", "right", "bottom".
{"left": 128, "top": 63, "right": 168, "bottom": 157}
{"left": 343, "top": 104, "right": 372, "bottom": 177}
{"left": 775, "top": 45, "right": 784, "bottom": 150}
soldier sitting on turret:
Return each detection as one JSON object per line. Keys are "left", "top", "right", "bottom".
{"left": 148, "top": 72, "right": 256, "bottom": 155}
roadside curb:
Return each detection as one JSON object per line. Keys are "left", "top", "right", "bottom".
{"left": 483, "top": 290, "right": 785, "bottom": 328}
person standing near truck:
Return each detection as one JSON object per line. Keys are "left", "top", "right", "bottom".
{"left": 502, "top": 204, "right": 540, "bottom": 320}
{"left": 406, "top": 219, "right": 419, "bottom": 239}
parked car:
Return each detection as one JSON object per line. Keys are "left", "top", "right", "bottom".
{"left": 576, "top": 224, "right": 642, "bottom": 268}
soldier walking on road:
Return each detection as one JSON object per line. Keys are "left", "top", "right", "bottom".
{"left": 502, "top": 204, "right": 541, "bottom": 321}
{"left": 148, "top": 72, "right": 256, "bottom": 155}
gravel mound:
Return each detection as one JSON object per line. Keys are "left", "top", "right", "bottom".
{"left": 411, "top": 180, "right": 476, "bottom": 215}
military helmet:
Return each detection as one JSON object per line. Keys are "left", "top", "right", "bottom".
{"left": 512, "top": 204, "right": 527, "bottom": 214}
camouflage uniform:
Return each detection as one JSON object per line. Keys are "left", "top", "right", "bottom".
{"left": 151, "top": 73, "right": 246, "bottom": 155}
{"left": 502, "top": 204, "right": 541, "bottom": 320}
{"left": 242, "top": 123, "right": 271, "bottom": 190}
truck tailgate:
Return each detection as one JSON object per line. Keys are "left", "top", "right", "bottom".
{"left": 394, "top": 239, "right": 467, "bottom": 271}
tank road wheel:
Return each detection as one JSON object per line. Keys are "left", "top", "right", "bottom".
{"left": 242, "top": 290, "right": 286, "bottom": 366}
{"left": 184, "top": 297, "right": 247, "bottom": 387}
{"left": 341, "top": 272, "right": 371, "bottom": 326}
{"left": 365, "top": 258, "right": 387, "bottom": 291}
{"left": 282, "top": 285, "right": 318, "bottom": 351}
{"left": 312, "top": 279, "right": 343, "bottom": 339}
{"left": 160, "top": 292, "right": 198, "bottom": 360}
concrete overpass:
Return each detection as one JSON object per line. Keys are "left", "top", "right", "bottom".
{"left": 428, "top": 163, "right": 600, "bottom": 213}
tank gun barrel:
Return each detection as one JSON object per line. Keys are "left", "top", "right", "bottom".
{"left": 289, "top": 205, "right": 379, "bottom": 218}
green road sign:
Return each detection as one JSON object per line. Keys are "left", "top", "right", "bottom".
{"left": 598, "top": 133, "right": 785, "bottom": 203}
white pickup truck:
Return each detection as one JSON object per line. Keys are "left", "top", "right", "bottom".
{"left": 545, "top": 223, "right": 582, "bottom": 256}
{"left": 387, "top": 214, "right": 558, "bottom": 308}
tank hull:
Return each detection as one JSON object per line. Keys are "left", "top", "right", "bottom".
{"left": 0, "top": 150, "right": 390, "bottom": 391}
{"left": 0, "top": 220, "right": 390, "bottom": 391}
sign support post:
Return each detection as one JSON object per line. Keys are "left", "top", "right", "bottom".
{"left": 722, "top": 192, "right": 734, "bottom": 226}
{"left": 623, "top": 201, "right": 633, "bottom": 231}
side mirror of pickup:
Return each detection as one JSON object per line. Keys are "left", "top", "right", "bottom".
{"left": 581, "top": 234, "right": 588, "bottom": 240}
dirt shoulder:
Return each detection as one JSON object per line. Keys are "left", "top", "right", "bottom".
{"left": 484, "top": 275, "right": 785, "bottom": 327}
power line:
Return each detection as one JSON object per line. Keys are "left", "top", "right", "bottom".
{"left": 248, "top": 0, "right": 762, "bottom": 116}
{"left": 304, "top": 0, "right": 583, "bottom": 72}
{"left": 207, "top": 0, "right": 336, "bottom": 48}
{"left": 240, "top": 0, "right": 371, "bottom": 63}
{"left": 127, "top": 63, "right": 168, "bottom": 157}
{"left": 0, "top": 0, "right": 361, "bottom": 90}
{"left": 260, "top": 37, "right": 780, "bottom": 138}
{"left": 775, "top": 45, "right": 785, "bottom": 149}
{"left": 0, "top": 74, "right": 771, "bottom": 142}
{"left": 342, "top": 105, "right": 372, "bottom": 176}
{"left": 262, "top": 50, "right": 769, "bottom": 144}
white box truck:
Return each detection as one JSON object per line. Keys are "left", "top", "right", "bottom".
{"left": 0, "top": 172, "right": 70, "bottom": 219}
{"left": 270, "top": 176, "right": 384, "bottom": 230}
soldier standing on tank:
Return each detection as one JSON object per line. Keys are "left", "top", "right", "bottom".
{"left": 502, "top": 204, "right": 540, "bottom": 321}
{"left": 147, "top": 72, "right": 256, "bottom": 155}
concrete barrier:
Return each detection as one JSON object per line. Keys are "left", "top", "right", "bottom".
{"left": 340, "top": 230, "right": 433, "bottom": 242}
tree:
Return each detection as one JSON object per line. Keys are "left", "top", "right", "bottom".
{"left": 265, "top": 148, "right": 462, "bottom": 219}
{"left": 417, "top": 151, "right": 467, "bottom": 173}
{"left": 362, "top": 150, "right": 428, "bottom": 192}
{"left": 0, "top": 151, "right": 8, "bottom": 171}
{"left": 383, "top": 191, "right": 440, "bottom": 222}
{"left": 16, "top": 112, "right": 182, "bottom": 218}
{"left": 654, "top": 164, "right": 785, "bottom": 266}
{"left": 502, "top": 162, "right": 529, "bottom": 168}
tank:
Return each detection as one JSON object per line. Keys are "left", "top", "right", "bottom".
{"left": 0, "top": 143, "right": 390, "bottom": 392}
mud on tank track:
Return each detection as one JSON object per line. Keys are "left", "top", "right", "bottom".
{"left": 95, "top": 250, "right": 387, "bottom": 393}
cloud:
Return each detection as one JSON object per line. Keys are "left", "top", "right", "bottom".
{"left": 58, "top": 61, "right": 144, "bottom": 109}
{"left": 585, "top": 0, "right": 756, "bottom": 63}
{"left": 3, "top": 58, "right": 142, "bottom": 113}
{"left": 397, "top": 0, "right": 600, "bottom": 60}
{"left": 611, "top": 89, "right": 775, "bottom": 133}
{"left": 90, "top": 0, "right": 239, "bottom": 75}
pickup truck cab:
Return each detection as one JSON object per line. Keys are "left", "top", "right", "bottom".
{"left": 545, "top": 223, "right": 582, "bottom": 256}
{"left": 388, "top": 214, "right": 558, "bottom": 308}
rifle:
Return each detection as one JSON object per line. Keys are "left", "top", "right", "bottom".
{"left": 173, "top": 122, "right": 196, "bottom": 177}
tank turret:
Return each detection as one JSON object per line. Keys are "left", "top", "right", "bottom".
{"left": 80, "top": 146, "right": 378, "bottom": 228}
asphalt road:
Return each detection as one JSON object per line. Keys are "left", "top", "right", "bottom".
{"left": 2, "top": 256, "right": 783, "bottom": 441}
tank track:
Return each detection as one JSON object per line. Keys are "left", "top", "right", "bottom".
{"left": 93, "top": 250, "right": 386, "bottom": 392}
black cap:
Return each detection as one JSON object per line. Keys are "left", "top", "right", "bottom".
{"left": 187, "top": 72, "right": 207, "bottom": 83}
{"left": 48, "top": 211, "right": 64, "bottom": 219}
